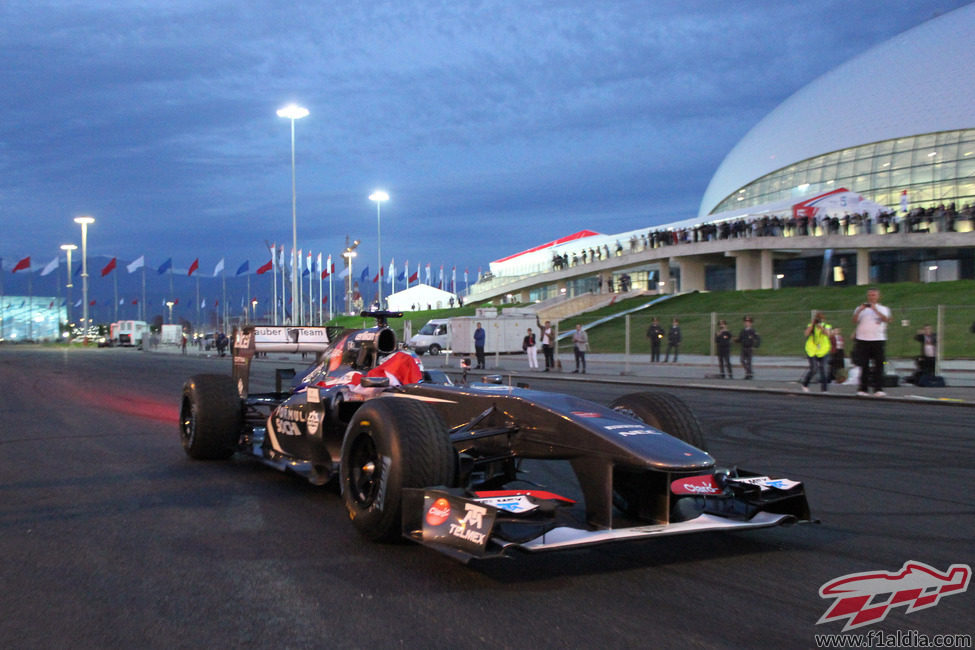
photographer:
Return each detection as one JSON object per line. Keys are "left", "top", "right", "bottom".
{"left": 852, "top": 288, "right": 892, "bottom": 396}
{"left": 800, "top": 311, "right": 831, "bottom": 392}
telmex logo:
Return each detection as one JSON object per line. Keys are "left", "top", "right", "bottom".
{"left": 817, "top": 561, "right": 971, "bottom": 631}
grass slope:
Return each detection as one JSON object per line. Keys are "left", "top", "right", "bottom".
{"left": 327, "top": 281, "right": 975, "bottom": 358}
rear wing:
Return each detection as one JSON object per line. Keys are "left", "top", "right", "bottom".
{"left": 232, "top": 325, "right": 331, "bottom": 397}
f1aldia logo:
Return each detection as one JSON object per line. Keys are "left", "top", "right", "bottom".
{"left": 817, "top": 561, "right": 971, "bottom": 631}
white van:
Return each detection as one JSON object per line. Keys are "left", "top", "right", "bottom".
{"left": 408, "top": 318, "right": 449, "bottom": 355}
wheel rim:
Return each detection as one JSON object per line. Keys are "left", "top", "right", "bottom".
{"left": 180, "top": 397, "right": 196, "bottom": 448}
{"left": 348, "top": 432, "right": 381, "bottom": 507}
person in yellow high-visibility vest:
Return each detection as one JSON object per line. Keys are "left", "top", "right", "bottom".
{"left": 801, "top": 311, "right": 832, "bottom": 392}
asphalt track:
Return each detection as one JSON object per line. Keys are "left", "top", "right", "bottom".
{"left": 0, "top": 347, "right": 972, "bottom": 649}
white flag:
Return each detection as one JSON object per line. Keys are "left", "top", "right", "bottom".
{"left": 40, "top": 256, "right": 59, "bottom": 277}
{"left": 127, "top": 255, "right": 145, "bottom": 273}
{"left": 213, "top": 258, "right": 225, "bottom": 276}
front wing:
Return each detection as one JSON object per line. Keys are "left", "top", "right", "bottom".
{"left": 403, "top": 478, "right": 811, "bottom": 562}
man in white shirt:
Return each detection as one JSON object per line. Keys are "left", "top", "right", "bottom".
{"left": 852, "top": 288, "right": 892, "bottom": 396}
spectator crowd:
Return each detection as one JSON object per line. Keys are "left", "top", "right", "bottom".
{"left": 549, "top": 202, "right": 975, "bottom": 272}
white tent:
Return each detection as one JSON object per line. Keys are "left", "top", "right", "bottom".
{"left": 385, "top": 284, "right": 458, "bottom": 312}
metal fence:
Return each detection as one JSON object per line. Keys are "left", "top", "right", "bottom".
{"left": 557, "top": 305, "right": 975, "bottom": 367}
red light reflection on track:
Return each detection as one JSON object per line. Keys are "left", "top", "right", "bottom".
{"left": 59, "top": 381, "right": 179, "bottom": 423}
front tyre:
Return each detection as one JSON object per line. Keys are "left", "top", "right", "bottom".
{"left": 180, "top": 374, "right": 242, "bottom": 460}
{"left": 428, "top": 344, "right": 442, "bottom": 356}
{"left": 611, "top": 391, "right": 708, "bottom": 452}
{"left": 340, "top": 397, "right": 455, "bottom": 541}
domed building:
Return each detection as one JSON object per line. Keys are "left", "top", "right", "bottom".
{"left": 700, "top": 4, "right": 975, "bottom": 220}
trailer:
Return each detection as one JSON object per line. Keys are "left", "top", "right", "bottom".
{"left": 161, "top": 324, "right": 184, "bottom": 346}
{"left": 449, "top": 308, "right": 538, "bottom": 355}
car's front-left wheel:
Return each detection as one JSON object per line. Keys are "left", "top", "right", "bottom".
{"left": 340, "top": 397, "right": 455, "bottom": 541}
{"left": 180, "top": 374, "right": 242, "bottom": 460}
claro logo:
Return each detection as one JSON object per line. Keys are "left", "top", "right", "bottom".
{"left": 817, "top": 561, "right": 971, "bottom": 631}
{"left": 425, "top": 498, "right": 451, "bottom": 526}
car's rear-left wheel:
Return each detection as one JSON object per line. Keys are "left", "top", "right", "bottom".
{"left": 340, "top": 397, "right": 455, "bottom": 542}
{"left": 180, "top": 374, "right": 242, "bottom": 460}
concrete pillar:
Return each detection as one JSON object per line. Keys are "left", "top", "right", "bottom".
{"left": 760, "top": 250, "right": 774, "bottom": 289}
{"left": 856, "top": 249, "right": 870, "bottom": 286}
{"left": 734, "top": 251, "right": 761, "bottom": 290}
{"left": 657, "top": 259, "right": 670, "bottom": 293}
{"left": 519, "top": 289, "right": 531, "bottom": 303}
{"left": 677, "top": 256, "right": 706, "bottom": 292}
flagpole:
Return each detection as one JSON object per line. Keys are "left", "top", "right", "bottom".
{"left": 281, "top": 247, "right": 287, "bottom": 324}
{"left": 221, "top": 270, "right": 227, "bottom": 332}
{"left": 28, "top": 269, "right": 33, "bottom": 341}
{"left": 270, "top": 243, "right": 278, "bottom": 324}
{"left": 328, "top": 256, "right": 333, "bottom": 321}
{"left": 308, "top": 254, "right": 313, "bottom": 325}
{"left": 141, "top": 265, "right": 146, "bottom": 322}
{"left": 113, "top": 268, "right": 118, "bottom": 323}
{"left": 0, "top": 261, "right": 5, "bottom": 340}
{"left": 195, "top": 276, "right": 200, "bottom": 334}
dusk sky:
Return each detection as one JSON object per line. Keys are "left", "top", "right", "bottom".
{"left": 2, "top": 1, "right": 970, "bottom": 285}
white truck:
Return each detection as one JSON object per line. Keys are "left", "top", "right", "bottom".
{"left": 110, "top": 320, "right": 148, "bottom": 347}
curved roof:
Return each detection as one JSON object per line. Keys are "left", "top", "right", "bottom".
{"left": 699, "top": 3, "right": 975, "bottom": 217}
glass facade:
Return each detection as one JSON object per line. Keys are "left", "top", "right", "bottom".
{"left": 711, "top": 129, "right": 975, "bottom": 215}
{"left": 0, "top": 297, "right": 66, "bottom": 341}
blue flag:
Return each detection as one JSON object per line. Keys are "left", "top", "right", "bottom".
{"left": 157, "top": 258, "right": 173, "bottom": 274}
{"left": 235, "top": 260, "right": 249, "bottom": 276}
{"left": 74, "top": 262, "right": 83, "bottom": 278}
{"left": 360, "top": 266, "right": 369, "bottom": 282}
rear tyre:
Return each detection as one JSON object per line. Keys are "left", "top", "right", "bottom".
{"left": 428, "top": 344, "right": 442, "bottom": 356}
{"left": 340, "top": 397, "right": 455, "bottom": 541}
{"left": 610, "top": 391, "right": 708, "bottom": 452}
{"left": 180, "top": 374, "right": 242, "bottom": 460}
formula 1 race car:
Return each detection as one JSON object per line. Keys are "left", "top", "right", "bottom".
{"left": 180, "top": 311, "right": 811, "bottom": 562}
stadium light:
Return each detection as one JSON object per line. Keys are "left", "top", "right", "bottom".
{"left": 60, "top": 244, "right": 77, "bottom": 326}
{"left": 277, "top": 103, "right": 309, "bottom": 324}
{"left": 369, "top": 190, "right": 389, "bottom": 305}
{"left": 73, "top": 216, "right": 94, "bottom": 343}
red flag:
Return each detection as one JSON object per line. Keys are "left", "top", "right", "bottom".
{"left": 174, "top": 298, "right": 179, "bottom": 305}
{"left": 409, "top": 270, "right": 418, "bottom": 283}
{"left": 49, "top": 301, "right": 54, "bottom": 308}
{"left": 89, "top": 299, "right": 96, "bottom": 306}
{"left": 187, "top": 258, "right": 199, "bottom": 276}
{"left": 100, "top": 257, "right": 117, "bottom": 277}
{"left": 256, "top": 259, "right": 273, "bottom": 274}
{"left": 12, "top": 256, "right": 30, "bottom": 272}
{"left": 322, "top": 296, "right": 328, "bottom": 304}
{"left": 131, "top": 299, "right": 138, "bottom": 305}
